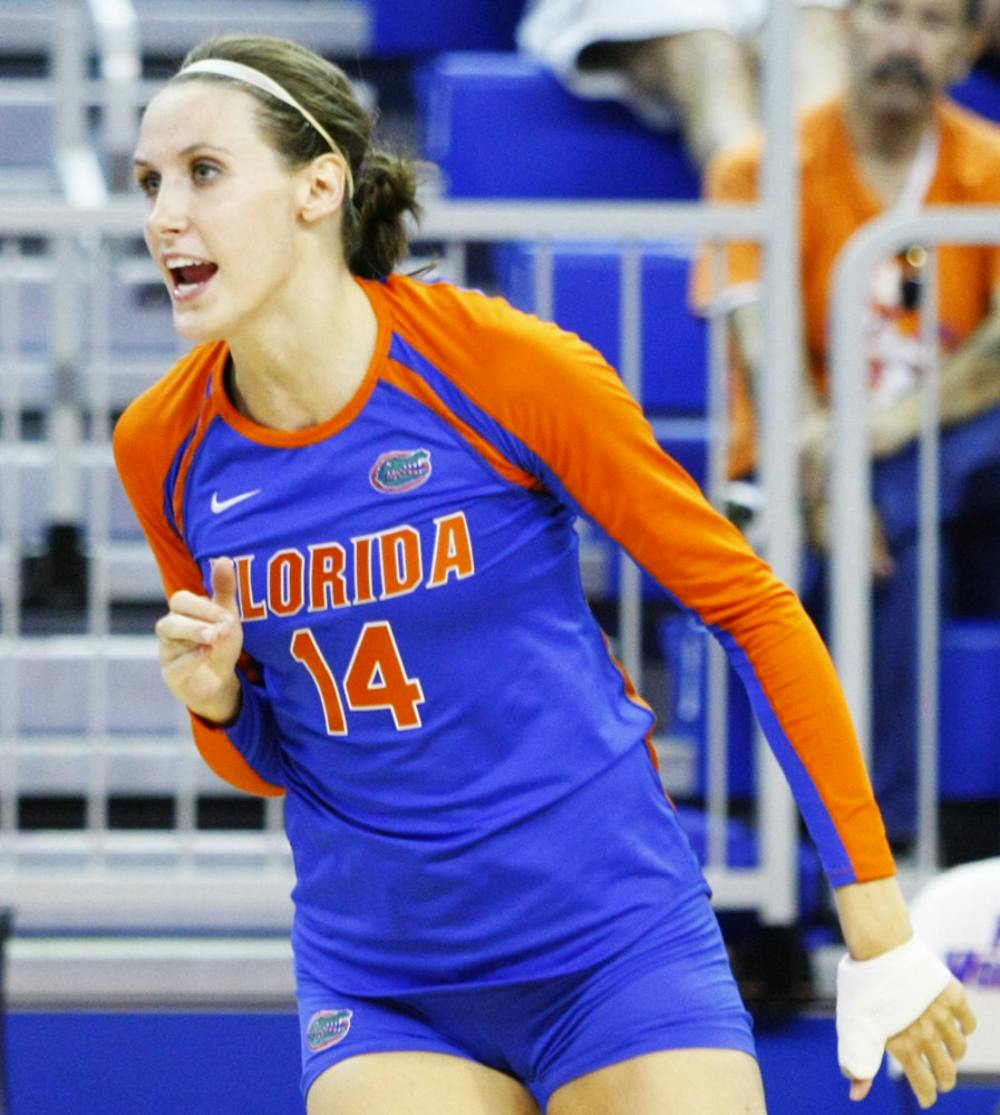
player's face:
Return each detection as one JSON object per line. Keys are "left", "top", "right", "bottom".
{"left": 850, "top": 0, "right": 977, "bottom": 116}
{"left": 133, "top": 82, "right": 304, "bottom": 343}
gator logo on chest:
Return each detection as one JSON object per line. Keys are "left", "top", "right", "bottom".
{"left": 370, "top": 448, "right": 432, "bottom": 494}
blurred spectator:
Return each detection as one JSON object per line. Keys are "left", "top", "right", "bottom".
{"left": 974, "top": 0, "right": 1000, "bottom": 66}
{"left": 696, "top": 0, "right": 1000, "bottom": 843}
{"left": 516, "top": 0, "right": 849, "bottom": 167}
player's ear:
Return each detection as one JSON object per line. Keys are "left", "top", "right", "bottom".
{"left": 297, "top": 152, "right": 350, "bottom": 225}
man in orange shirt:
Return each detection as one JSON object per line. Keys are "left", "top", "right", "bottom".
{"left": 700, "top": 0, "right": 1000, "bottom": 842}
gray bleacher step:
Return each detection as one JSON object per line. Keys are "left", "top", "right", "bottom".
{"left": 7, "top": 933, "right": 295, "bottom": 1008}
{"left": 0, "top": 0, "right": 371, "bottom": 58}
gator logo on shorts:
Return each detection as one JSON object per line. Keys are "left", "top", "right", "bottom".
{"left": 306, "top": 1009, "right": 354, "bottom": 1052}
{"left": 370, "top": 448, "right": 432, "bottom": 494}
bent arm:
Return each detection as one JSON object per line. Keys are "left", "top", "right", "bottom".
{"left": 452, "top": 309, "right": 896, "bottom": 886}
{"left": 871, "top": 297, "right": 1000, "bottom": 459}
{"left": 113, "top": 400, "right": 285, "bottom": 797}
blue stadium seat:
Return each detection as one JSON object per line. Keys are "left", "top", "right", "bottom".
{"left": 495, "top": 241, "right": 708, "bottom": 414}
{"left": 373, "top": 0, "right": 522, "bottom": 55}
{"left": 938, "top": 619, "right": 1000, "bottom": 799}
{"left": 418, "top": 53, "right": 699, "bottom": 199}
{"left": 950, "top": 66, "right": 1000, "bottom": 124}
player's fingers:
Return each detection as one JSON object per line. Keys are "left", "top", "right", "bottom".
{"left": 167, "top": 588, "right": 232, "bottom": 625}
{"left": 160, "top": 646, "right": 201, "bottom": 685}
{"left": 919, "top": 982, "right": 975, "bottom": 1063}
{"left": 889, "top": 1011, "right": 960, "bottom": 1110}
{"left": 210, "top": 557, "right": 240, "bottom": 617}
{"left": 160, "top": 651, "right": 225, "bottom": 708}
{"left": 155, "top": 611, "right": 231, "bottom": 650}
{"left": 848, "top": 1077, "right": 873, "bottom": 1102}
{"left": 922, "top": 1035, "right": 958, "bottom": 1095}
{"left": 944, "top": 983, "right": 977, "bottom": 1037}
{"left": 939, "top": 1014, "right": 969, "bottom": 1062}
{"left": 891, "top": 1041, "right": 939, "bottom": 1110}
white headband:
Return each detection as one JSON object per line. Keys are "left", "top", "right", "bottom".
{"left": 178, "top": 58, "right": 355, "bottom": 199}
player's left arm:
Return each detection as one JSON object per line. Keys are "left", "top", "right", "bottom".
{"left": 454, "top": 313, "right": 977, "bottom": 1105}
{"left": 455, "top": 311, "right": 895, "bottom": 882}
{"left": 113, "top": 395, "right": 285, "bottom": 797}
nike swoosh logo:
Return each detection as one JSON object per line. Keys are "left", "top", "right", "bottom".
{"left": 211, "top": 488, "right": 261, "bottom": 514}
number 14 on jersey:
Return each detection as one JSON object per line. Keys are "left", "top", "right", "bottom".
{"left": 291, "top": 621, "right": 425, "bottom": 733}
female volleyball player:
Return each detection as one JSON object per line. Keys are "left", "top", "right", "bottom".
{"left": 115, "top": 33, "right": 975, "bottom": 1114}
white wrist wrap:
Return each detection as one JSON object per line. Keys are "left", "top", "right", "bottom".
{"left": 836, "top": 936, "right": 952, "bottom": 1080}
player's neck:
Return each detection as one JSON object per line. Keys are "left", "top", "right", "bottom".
{"left": 227, "top": 268, "right": 378, "bottom": 432}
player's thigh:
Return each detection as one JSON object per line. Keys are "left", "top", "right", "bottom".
{"left": 548, "top": 1048, "right": 767, "bottom": 1115}
{"left": 307, "top": 1050, "right": 542, "bottom": 1115}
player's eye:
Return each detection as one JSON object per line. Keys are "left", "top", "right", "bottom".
{"left": 135, "top": 172, "right": 160, "bottom": 197}
{"left": 192, "top": 161, "right": 221, "bottom": 185}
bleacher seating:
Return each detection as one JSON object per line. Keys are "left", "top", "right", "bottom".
{"left": 130, "top": 0, "right": 524, "bottom": 61}
{"left": 10, "top": 448, "right": 150, "bottom": 545}
{"left": 79, "top": 0, "right": 370, "bottom": 60}
{"left": 496, "top": 241, "right": 707, "bottom": 413}
{"left": 1, "top": 0, "right": 996, "bottom": 958}
{"left": 15, "top": 647, "right": 176, "bottom": 737}
{"left": 372, "top": 0, "right": 522, "bottom": 55}
{"left": 0, "top": 102, "right": 57, "bottom": 194}
{"left": 492, "top": 240, "right": 710, "bottom": 489}
{"left": 419, "top": 52, "right": 699, "bottom": 200}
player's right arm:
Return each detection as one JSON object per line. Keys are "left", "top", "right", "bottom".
{"left": 112, "top": 357, "right": 285, "bottom": 796}
{"left": 155, "top": 556, "right": 243, "bottom": 725}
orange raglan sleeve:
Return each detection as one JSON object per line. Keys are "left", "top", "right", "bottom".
{"left": 112, "top": 353, "right": 285, "bottom": 798}
{"left": 516, "top": 322, "right": 892, "bottom": 885}
{"left": 394, "top": 282, "right": 894, "bottom": 886}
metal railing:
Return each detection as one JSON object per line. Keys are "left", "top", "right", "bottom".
{"left": 829, "top": 206, "right": 1000, "bottom": 889}
{"left": 0, "top": 0, "right": 372, "bottom": 59}
{"left": 0, "top": 194, "right": 806, "bottom": 934}
{"left": 0, "top": 4, "right": 806, "bottom": 986}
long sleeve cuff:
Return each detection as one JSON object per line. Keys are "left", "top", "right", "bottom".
{"left": 188, "top": 670, "right": 286, "bottom": 796}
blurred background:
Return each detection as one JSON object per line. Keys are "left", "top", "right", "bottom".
{"left": 0, "top": 1, "right": 998, "bottom": 1112}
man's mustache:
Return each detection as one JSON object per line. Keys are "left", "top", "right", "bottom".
{"left": 870, "top": 56, "right": 932, "bottom": 90}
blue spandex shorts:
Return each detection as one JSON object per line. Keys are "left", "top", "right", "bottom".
{"left": 295, "top": 890, "right": 755, "bottom": 1110}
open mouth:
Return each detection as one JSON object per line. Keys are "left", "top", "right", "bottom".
{"left": 166, "top": 256, "right": 219, "bottom": 301}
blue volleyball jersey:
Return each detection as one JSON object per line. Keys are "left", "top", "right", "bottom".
{"left": 114, "top": 274, "right": 894, "bottom": 993}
